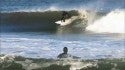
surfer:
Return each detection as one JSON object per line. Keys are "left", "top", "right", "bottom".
{"left": 57, "top": 47, "right": 80, "bottom": 59}
{"left": 61, "top": 11, "right": 69, "bottom": 22}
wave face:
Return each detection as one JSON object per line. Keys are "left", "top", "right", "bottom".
{"left": 86, "top": 10, "right": 125, "bottom": 33}
{"left": 0, "top": 10, "right": 95, "bottom": 33}
{"left": 0, "top": 11, "right": 78, "bottom": 32}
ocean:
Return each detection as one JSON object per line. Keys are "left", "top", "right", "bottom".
{"left": 0, "top": 0, "right": 125, "bottom": 70}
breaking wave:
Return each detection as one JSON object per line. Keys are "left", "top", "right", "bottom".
{"left": 0, "top": 9, "right": 93, "bottom": 33}
{"left": 1, "top": 9, "right": 124, "bottom": 34}
{"left": 86, "top": 9, "right": 125, "bottom": 33}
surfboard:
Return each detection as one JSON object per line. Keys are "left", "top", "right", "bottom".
{"left": 55, "top": 16, "right": 78, "bottom": 26}
{"left": 55, "top": 21, "right": 69, "bottom": 26}
{"left": 55, "top": 19, "right": 72, "bottom": 26}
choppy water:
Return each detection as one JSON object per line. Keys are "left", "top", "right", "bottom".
{"left": 0, "top": 32, "right": 125, "bottom": 59}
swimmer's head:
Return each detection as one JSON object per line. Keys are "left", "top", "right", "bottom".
{"left": 63, "top": 47, "right": 68, "bottom": 54}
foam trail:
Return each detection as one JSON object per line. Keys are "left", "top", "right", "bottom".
{"left": 86, "top": 9, "right": 125, "bottom": 33}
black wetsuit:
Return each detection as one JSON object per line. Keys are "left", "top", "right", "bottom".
{"left": 57, "top": 53, "right": 80, "bottom": 59}
{"left": 57, "top": 47, "right": 80, "bottom": 59}
{"left": 61, "top": 11, "right": 69, "bottom": 22}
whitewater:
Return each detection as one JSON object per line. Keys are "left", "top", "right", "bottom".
{"left": 86, "top": 9, "right": 125, "bottom": 33}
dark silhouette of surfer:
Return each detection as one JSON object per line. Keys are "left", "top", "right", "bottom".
{"left": 61, "top": 11, "right": 69, "bottom": 22}
{"left": 57, "top": 47, "right": 80, "bottom": 59}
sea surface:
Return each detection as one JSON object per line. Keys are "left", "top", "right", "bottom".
{"left": 0, "top": 32, "right": 125, "bottom": 59}
{"left": 0, "top": 0, "right": 125, "bottom": 59}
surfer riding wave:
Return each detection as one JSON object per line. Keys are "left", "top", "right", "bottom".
{"left": 61, "top": 11, "right": 70, "bottom": 22}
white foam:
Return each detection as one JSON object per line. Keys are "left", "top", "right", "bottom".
{"left": 1, "top": 32, "right": 125, "bottom": 59}
{"left": 41, "top": 47, "right": 51, "bottom": 51}
{"left": 86, "top": 9, "right": 125, "bottom": 33}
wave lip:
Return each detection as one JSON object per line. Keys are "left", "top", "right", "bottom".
{"left": 86, "top": 9, "right": 125, "bottom": 33}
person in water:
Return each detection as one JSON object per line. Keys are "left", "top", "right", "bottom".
{"left": 61, "top": 11, "right": 69, "bottom": 22}
{"left": 57, "top": 47, "right": 80, "bottom": 59}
